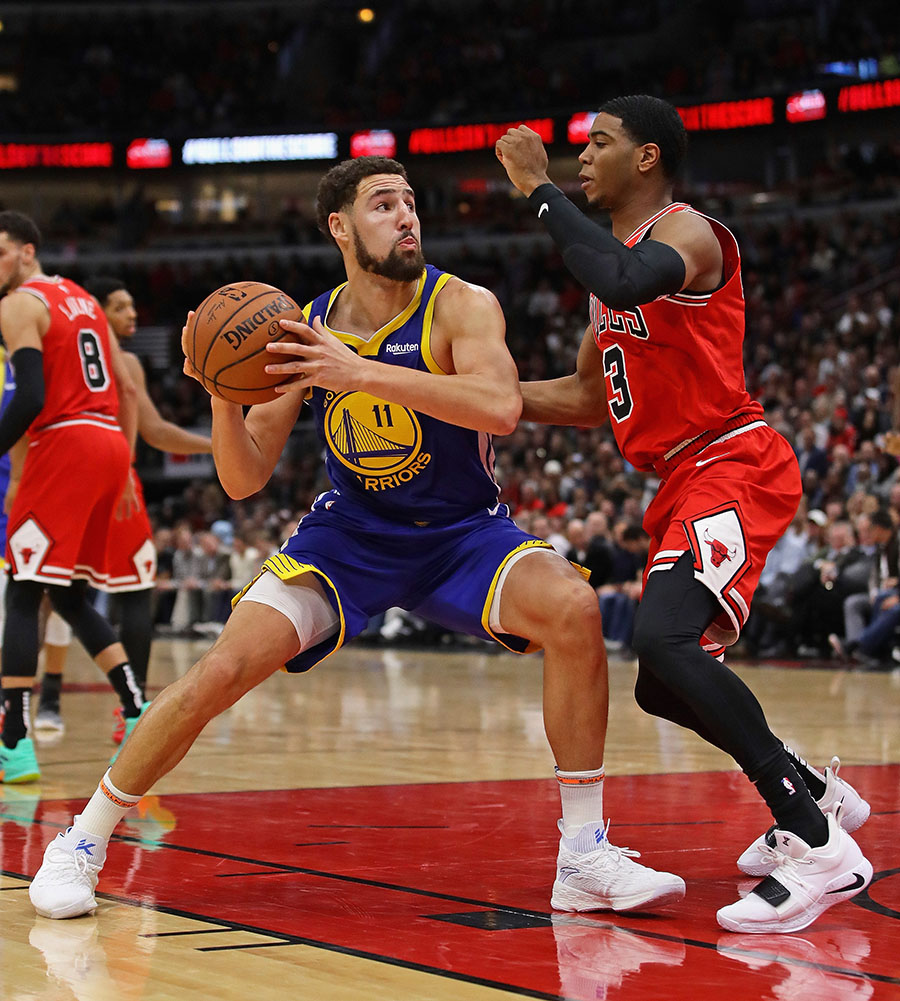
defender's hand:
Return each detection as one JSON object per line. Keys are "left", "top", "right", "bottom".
{"left": 495, "top": 125, "right": 552, "bottom": 196}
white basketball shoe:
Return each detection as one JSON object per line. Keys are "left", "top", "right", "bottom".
{"left": 29, "top": 825, "right": 108, "bottom": 919}
{"left": 717, "top": 806, "right": 872, "bottom": 934}
{"left": 737, "top": 756, "right": 870, "bottom": 876}
{"left": 551, "top": 820, "right": 686, "bottom": 913}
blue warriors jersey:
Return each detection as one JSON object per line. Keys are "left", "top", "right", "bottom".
{"left": 305, "top": 265, "right": 501, "bottom": 522}
{"left": 0, "top": 350, "right": 15, "bottom": 549}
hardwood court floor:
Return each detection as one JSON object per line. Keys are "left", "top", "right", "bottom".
{"left": 2, "top": 638, "right": 899, "bottom": 1000}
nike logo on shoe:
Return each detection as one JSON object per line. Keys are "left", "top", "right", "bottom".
{"left": 827, "top": 872, "right": 868, "bottom": 894}
{"left": 696, "top": 453, "right": 730, "bottom": 467}
{"left": 538, "top": 203, "right": 549, "bottom": 218}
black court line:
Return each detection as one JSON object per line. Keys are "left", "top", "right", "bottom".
{"left": 851, "top": 867, "right": 900, "bottom": 921}
{"left": 3, "top": 862, "right": 896, "bottom": 989}
{"left": 308, "top": 824, "right": 451, "bottom": 829}
{"left": 142, "top": 928, "right": 238, "bottom": 938}
{"left": 0, "top": 884, "right": 29, "bottom": 891}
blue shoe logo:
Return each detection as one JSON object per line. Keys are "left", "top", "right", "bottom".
{"left": 595, "top": 828, "right": 606, "bottom": 846}
{"left": 75, "top": 839, "right": 96, "bottom": 856}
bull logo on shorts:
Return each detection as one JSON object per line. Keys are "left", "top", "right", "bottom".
{"left": 703, "top": 527, "right": 736, "bottom": 568}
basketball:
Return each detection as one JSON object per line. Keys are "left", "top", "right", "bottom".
{"left": 185, "top": 281, "right": 304, "bottom": 404}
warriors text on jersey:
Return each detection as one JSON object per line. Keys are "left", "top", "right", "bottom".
{"left": 589, "top": 203, "right": 763, "bottom": 472}
{"left": 305, "top": 265, "right": 500, "bottom": 522}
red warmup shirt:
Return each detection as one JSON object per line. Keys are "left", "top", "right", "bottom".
{"left": 589, "top": 203, "right": 763, "bottom": 472}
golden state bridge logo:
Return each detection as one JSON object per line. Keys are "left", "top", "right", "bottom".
{"left": 324, "top": 391, "right": 431, "bottom": 492}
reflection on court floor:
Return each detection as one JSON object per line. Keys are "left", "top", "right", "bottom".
{"left": 1, "top": 641, "right": 898, "bottom": 1000}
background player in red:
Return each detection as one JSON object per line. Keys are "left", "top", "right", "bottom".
{"left": 32, "top": 277, "right": 213, "bottom": 742}
{"left": 496, "top": 96, "right": 872, "bottom": 934}
{"left": 0, "top": 211, "right": 148, "bottom": 784}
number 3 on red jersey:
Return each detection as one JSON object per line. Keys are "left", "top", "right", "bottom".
{"left": 602, "top": 343, "right": 633, "bottom": 423}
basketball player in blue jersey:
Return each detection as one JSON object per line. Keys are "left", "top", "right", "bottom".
{"left": 31, "top": 156, "right": 685, "bottom": 920}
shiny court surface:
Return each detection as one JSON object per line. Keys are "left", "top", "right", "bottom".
{"left": 2, "top": 639, "right": 899, "bottom": 1001}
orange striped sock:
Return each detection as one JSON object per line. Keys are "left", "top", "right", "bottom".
{"left": 556, "top": 765, "right": 605, "bottom": 838}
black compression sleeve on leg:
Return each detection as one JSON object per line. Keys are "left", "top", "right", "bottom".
{"left": 47, "top": 582, "right": 118, "bottom": 658}
{"left": 527, "top": 183, "right": 686, "bottom": 310}
{"left": 2, "top": 578, "right": 44, "bottom": 679}
{"left": 631, "top": 553, "right": 783, "bottom": 775}
{"left": 109, "top": 589, "right": 153, "bottom": 688}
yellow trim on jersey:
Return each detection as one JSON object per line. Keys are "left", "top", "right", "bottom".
{"left": 420, "top": 272, "right": 452, "bottom": 375}
{"left": 318, "top": 270, "right": 428, "bottom": 357}
{"left": 480, "top": 539, "right": 556, "bottom": 654}
{"left": 232, "top": 555, "right": 346, "bottom": 672}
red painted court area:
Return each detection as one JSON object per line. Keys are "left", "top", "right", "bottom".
{"left": 4, "top": 767, "right": 900, "bottom": 1000}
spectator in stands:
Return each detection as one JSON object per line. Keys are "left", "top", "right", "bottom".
{"left": 829, "top": 508, "right": 900, "bottom": 668}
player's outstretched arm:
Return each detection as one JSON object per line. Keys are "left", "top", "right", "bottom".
{"left": 107, "top": 328, "right": 139, "bottom": 456}
{"left": 520, "top": 325, "right": 609, "bottom": 427}
{"left": 266, "top": 280, "right": 522, "bottom": 436}
{"left": 123, "top": 353, "right": 212, "bottom": 454}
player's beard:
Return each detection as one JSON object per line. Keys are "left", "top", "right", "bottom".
{"left": 354, "top": 230, "right": 425, "bottom": 283}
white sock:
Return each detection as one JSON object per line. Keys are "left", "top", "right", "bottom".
{"left": 76, "top": 769, "right": 142, "bottom": 840}
{"left": 556, "top": 765, "right": 605, "bottom": 839}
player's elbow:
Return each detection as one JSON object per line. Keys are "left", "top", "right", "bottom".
{"left": 490, "top": 395, "right": 522, "bottom": 436}
{"left": 218, "top": 473, "right": 264, "bottom": 501}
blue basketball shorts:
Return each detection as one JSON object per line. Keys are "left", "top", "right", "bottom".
{"left": 235, "top": 490, "right": 557, "bottom": 672}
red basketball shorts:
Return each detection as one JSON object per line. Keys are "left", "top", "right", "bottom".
{"left": 103, "top": 472, "right": 156, "bottom": 591}
{"left": 6, "top": 423, "right": 133, "bottom": 590}
{"left": 642, "top": 423, "right": 802, "bottom": 648}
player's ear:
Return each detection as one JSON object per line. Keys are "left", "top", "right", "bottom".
{"left": 636, "top": 142, "right": 661, "bottom": 175}
{"left": 329, "top": 211, "right": 349, "bottom": 246}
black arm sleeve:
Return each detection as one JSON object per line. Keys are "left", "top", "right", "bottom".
{"left": 0, "top": 347, "right": 45, "bottom": 456}
{"left": 527, "top": 183, "right": 686, "bottom": 310}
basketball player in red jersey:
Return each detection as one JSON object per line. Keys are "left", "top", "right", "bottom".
{"left": 0, "top": 211, "right": 149, "bottom": 784}
{"left": 32, "top": 277, "right": 213, "bottom": 743}
{"left": 496, "top": 96, "right": 873, "bottom": 934}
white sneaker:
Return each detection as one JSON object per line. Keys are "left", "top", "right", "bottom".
{"left": 29, "top": 826, "right": 108, "bottom": 919}
{"left": 551, "top": 820, "right": 686, "bottom": 913}
{"left": 34, "top": 706, "right": 66, "bottom": 736}
{"left": 717, "top": 807, "right": 873, "bottom": 934}
{"left": 737, "top": 756, "right": 870, "bottom": 876}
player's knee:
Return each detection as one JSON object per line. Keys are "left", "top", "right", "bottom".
{"left": 541, "top": 577, "right": 602, "bottom": 649}
{"left": 180, "top": 643, "right": 262, "bottom": 718}
{"left": 633, "top": 664, "right": 663, "bottom": 716}
{"left": 631, "top": 607, "right": 671, "bottom": 668}
{"left": 5, "top": 578, "right": 45, "bottom": 616}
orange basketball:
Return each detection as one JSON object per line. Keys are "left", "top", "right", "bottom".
{"left": 185, "top": 281, "right": 304, "bottom": 404}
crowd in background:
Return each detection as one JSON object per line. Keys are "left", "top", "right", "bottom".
{"left": 1, "top": 0, "right": 897, "bottom": 134}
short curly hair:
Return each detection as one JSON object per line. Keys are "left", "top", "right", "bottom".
{"left": 316, "top": 156, "right": 409, "bottom": 246}
{"left": 0, "top": 210, "right": 41, "bottom": 250}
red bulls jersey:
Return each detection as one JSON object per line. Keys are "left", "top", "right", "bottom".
{"left": 16, "top": 275, "right": 120, "bottom": 436}
{"left": 589, "top": 203, "right": 762, "bottom": 472}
